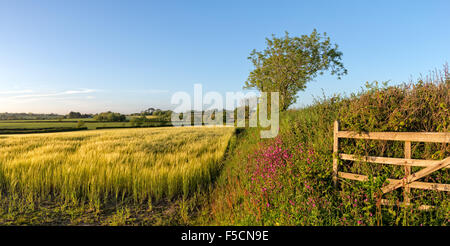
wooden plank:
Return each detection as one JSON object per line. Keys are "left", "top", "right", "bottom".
{"left": 382, "top": 157, "right": 450, "bottom": 194}
{"left": 338, "top": 172, "right": 368, "bottom": 181}
{"left": 339, "top": 154, "right": 449, "bottom": 169}
{"left": 338, "top": 172, "right": 450, "bottom": 192}
{"left": 337, "top": 131, "right": 450, "bottom": 143}
{"left": 404, "top": 141, "right": 411, "bottom": 204}
{"left": 380, "top": 199, "right": 433, "bottom": 211}
{"left": 333, "top": 121, "right": 339, "bottom": 187}
{"left": 409, "top": 181, "right": 450, "bottom": 192}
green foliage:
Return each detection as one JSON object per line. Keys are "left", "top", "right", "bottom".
{"left": 0, "top": 127, "right": 88, "bottom": 134}
{"left": 67, "top": 111, "right": 92, "bottom": 119}
{"left": 68, "top": 111, "right": 82, "bottom": 119}
{"left": 129, "top": 115, "right": 171, "bottom": 127}
{"left": 206, "top": 66, "right": 449, "bottom": 226}
{"left": 0, "top": 112, "right": 62, "bottom": 120}
{"left": 244, "top": 30, "right": 347, "bottom": 111}
{"left": 93, "top": 111, "right": 127, "bottom": 122}
{"left": 132, "top": 108, "right": 173, "bottom": 121}
{"left": 339, "top": 80, "right": 449, "bottom": 133}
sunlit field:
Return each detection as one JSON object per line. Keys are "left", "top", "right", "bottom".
{"left": 0, "top": 127, "right": 235, "bottom": 208}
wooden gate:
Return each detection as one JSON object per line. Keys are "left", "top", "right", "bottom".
{"left": 332, "top": 121, "right": 450, "bottom": 210}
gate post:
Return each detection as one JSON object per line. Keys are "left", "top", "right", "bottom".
{"left": 333, "top": 121, "right": 339, "bottom": 187}
{"left": 404, "top": 141, "right": 411, "bottom": 205}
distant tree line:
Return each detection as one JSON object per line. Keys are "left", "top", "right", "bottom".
{"left": 66, "top": 111, "right": 93, "bottom": 119}
{"left": 93, "top": 111, "right": 127, "bottom": 122}
{"left": 174, "top": 107, "right": 253, "bottom": 125}
{"left": 0, "top": 112, "right": 62, "bottom": 120}
{"left": 130, "top": 108, "right": 173, "bottom": 121}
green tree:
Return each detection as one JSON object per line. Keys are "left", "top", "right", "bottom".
{"left": 67, "top": 111, "right": 82, "bottom": 119}
{"left": 94, "top": 111, "right": 126, "bottom": 122}
{"left": 244, "top": 30, "right": 347, "bottom": 111}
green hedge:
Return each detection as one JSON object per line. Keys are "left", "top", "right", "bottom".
{"left": 0, "top": 127, "right": 89, "bottom": 135}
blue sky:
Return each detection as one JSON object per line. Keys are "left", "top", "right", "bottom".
{"left": 0, "top": 0, "right": 449, "bottom": 114}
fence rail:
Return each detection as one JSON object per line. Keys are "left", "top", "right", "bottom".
{"left": 332, "top": 121, "right": 450, "bottom": 209}
{"left": 336, "top": 131, "right": 450, "bottom": 143}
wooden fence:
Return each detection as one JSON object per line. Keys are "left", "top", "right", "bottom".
{"left": 332, "top": 121, "right": 450, "bottom": 210}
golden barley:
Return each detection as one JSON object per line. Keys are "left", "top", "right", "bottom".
{"left": 0, "top": 127, "right": 235, "bottom": 205}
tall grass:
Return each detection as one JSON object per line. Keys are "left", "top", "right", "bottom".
{"left": 0, "top": 127, "right": 234, "bottom": 208}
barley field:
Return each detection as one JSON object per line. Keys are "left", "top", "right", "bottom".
{"left": 0, "top": 127, "right": 235, "bottom": 206}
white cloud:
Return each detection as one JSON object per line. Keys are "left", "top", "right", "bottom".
{"left": 0, "top": 90, "right": 33, "bottom": 94}
{"left": 64, "top": 89, "right": 96, "bottom": 95}
{"left": 127, "top": 89, "right": 169, "bottom": 94}
{"left": 11, "top": 89, "right": 97, "bottom": 99}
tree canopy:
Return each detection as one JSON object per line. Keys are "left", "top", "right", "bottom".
{"left": 94, "top": 111, "right": 126, "bottom": 122}
{"left": 244, "top": 30, "right": 347, "bottom": 111}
